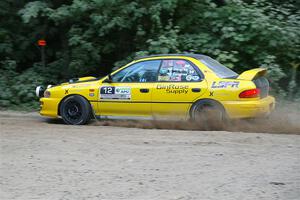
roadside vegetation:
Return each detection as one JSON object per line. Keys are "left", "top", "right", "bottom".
{"left": 0, "top": 0, "right": 299, "bottom": 110}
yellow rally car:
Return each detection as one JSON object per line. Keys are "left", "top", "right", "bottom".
{"left": 36, "top": 54, "right": 275, "bottom": 125}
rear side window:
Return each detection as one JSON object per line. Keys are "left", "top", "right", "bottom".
{"left": 199, "top": 55, "right": 238, "bottom": 78}
{"left": 157, "top": 59, "right": 201, "bottom": 82}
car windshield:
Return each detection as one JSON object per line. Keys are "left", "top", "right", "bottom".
{"left": 198, "top": 55, "right": 238, "bottom": 78}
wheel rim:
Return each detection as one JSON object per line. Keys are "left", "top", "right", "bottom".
{"left": 64, "top": 100, "right": 82, "bottom": 122}
{"left": 194, "top": 104, "right": 222, "bottom": 123}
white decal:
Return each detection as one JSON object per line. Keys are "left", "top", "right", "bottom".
{"left": 211, "top": 81, "right": 240, "bottom": 89}
{"left": 192, "top": 76, "right": 200, "bottom": 81}
{"left": 186, "top": 75, "right": 192, "bottom": 81}
{"left": 100, "top": 86, "right": 131, "bottom": 100}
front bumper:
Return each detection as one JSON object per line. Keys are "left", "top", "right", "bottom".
{"left": 39, "top": 98, "right": 60, "bottom": 117}
{"left": 222, "top": 96, "right": 275, "bottom": 119}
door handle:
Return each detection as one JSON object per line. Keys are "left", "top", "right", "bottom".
{"left": 192, "top": 88, "right": 201, "bottom": 93}
{"left": 140, "top": 88, "right": 149, "bottom": 93}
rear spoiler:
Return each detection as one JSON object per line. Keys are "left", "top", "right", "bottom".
{"left": 237, "top": 68, "right": 267, "bottom": 80}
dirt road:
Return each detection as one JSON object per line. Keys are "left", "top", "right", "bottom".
{"left": 0, "top": 112, "right": 300, "bottom": 200}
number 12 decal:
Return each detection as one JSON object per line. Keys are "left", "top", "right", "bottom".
{"left": 100, "top": 86, "right": 131, "bottom": 100}
{"left": 101, "top": 86, "right": 114, "bottom": 94}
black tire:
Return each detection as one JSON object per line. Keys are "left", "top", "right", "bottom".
{"left": 190, "top": 99, "right": 226, "bottom": 130}
{"left": 60, "top": 95, "right": 92, "bottom": 125}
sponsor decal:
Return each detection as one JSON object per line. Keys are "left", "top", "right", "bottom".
{"left": 186, "top": 75, "right": 192, "bottom": 81}
{"left": 65, "top": 89, "right": 69, "bottom": 94}
{"left": 211, "top": 81, "right": 240, "bottom": 89}
{"left": 157, "top": 84, "right": 189, "bottom": 94}
{"left": 192, "top": 75, "right": 200, "bottom": 81}
{"left": 100, "top": 86, "right": 131, "bottom": 100}
{"left": 189, "top": 69, "right": 195, "bottom": 74}
{"left": 209, "top": 91, "right": 214, "bottom": 96}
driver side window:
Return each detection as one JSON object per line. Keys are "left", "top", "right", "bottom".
{"left": 111, "top": 60, "right": 161, "bottom": 83}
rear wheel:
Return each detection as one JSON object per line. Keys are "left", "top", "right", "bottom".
{"left": 60, "top": 95, "right": 92, "bottom": 125}
{"left": 190, "top": 100, "right": 225, "bottom": 130}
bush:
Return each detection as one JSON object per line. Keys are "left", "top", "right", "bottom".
{"left": 0, "top": 61, "right": 48, "bottom": 110}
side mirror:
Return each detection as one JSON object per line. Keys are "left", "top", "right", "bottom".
{"left": 103, "top": 74, "right": 112, "bottom": 83}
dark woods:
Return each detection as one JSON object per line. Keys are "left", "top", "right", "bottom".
{"left": 0, "top": 0, "right": 299, "bottom": 109}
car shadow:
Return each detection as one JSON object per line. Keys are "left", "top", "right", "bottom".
{"left": 44, "top": 118, "right": 65, "bottom": 124}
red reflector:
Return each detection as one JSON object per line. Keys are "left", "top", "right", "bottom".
{"left": 239, "top": 88, "right": 260, "bottom": 98}
{"left": 38, "top": 39, "right": 46, "bottom": 46}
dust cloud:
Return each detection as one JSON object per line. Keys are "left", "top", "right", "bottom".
{"left": 91, "top": 102, "right": 300, "bottom": 134}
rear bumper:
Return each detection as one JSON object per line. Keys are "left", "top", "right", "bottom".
{"left": 222, "top": 96, "right": 275, "bottom": 119}
{"left": 39, "top": 98, "right": 60, "bottom": 117}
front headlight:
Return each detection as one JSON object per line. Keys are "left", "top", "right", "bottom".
{"left": 44, "top": 90, "right": 51, "bottom": 98}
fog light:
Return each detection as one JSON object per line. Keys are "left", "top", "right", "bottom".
{"left": 35, "top": 86, "right": 44, "bottom": 97}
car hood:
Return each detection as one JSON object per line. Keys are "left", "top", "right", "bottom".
{"left": 47, "top": 76, "right": 100, "bottom": 90}
{"left": 60, "top": 76, "right": 98, "bottom": 85}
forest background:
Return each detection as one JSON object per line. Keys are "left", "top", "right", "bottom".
{"left": 0, "top": 0, "right": 299, "bottom": 109}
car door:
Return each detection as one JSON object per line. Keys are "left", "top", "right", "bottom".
{"left": 152, "top": 59, "right": 208, "bottom": 119}
{"left": 98, "top": 60, "right": 161, "bottom": 117}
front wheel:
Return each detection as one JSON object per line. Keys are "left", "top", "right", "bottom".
{"left": 60, "top": 95, "right": 92, "bottom": 125}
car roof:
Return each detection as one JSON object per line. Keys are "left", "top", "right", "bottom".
{"left": 135, "top": 53, "right": 207, "bottom": 60}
